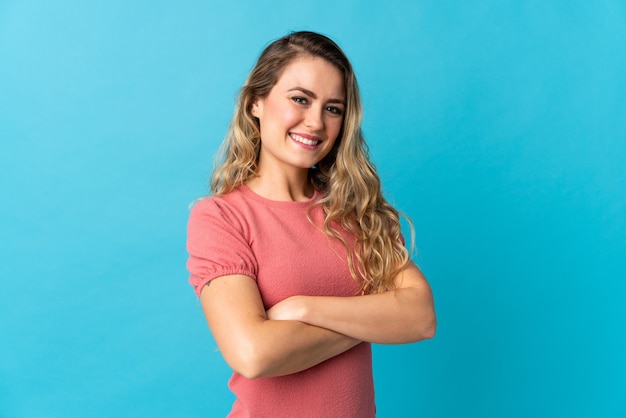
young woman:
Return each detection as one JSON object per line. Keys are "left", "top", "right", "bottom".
{"left": 186, "top": 31, "right": 436, "bottom": 417}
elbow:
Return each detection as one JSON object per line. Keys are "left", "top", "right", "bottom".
{"left": 225, "top": 343, "right": 275, "bottom": 380}
{"left": 230, "top": 358, "right": 261, "bottom": 380}
{"left": 406, "top": 288, "right": 437, "bottom": 342}
{"left": 418, "top": 289, "right": 437, "bottom": 341}
{"left": 411, "top": 309, "right": 436, "bottom": 342}
{"left": 235, "top": 363, "right": 265, "bottom": 380}
{"left": 420, "top": 315, "right": 437, "bottom": 340}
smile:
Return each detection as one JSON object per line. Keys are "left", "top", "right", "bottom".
{"left": 290, "top": 133, "right": 321, "bottom": 146}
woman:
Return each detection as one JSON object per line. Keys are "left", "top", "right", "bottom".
{"left": 187, "top": 31, "right": 436, "bottom": 417}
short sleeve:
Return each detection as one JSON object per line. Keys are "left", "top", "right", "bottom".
{"left": 186, "top": 197, "right": 258, "bottom": 297}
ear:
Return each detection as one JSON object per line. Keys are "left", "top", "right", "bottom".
{"left": 250, "top": 98, "right": 262, "bottom": 118}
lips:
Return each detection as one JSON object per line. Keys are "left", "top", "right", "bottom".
{"left": 290, "top": 133, "right": 322, "bottom": 146}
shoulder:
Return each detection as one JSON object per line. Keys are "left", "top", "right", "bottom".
{"left": 187, "top": 189, "right": 255, "bottom": 252}
{"left": 189, "top": 188, "right": 248, "bottom": 219}
{"left": 189, "top": 187, "right": 273, "bottom": 242}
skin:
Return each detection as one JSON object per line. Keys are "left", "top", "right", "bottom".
{"left": 247, "top": 55, "right": 345, "bottom": 201}
{"left": 200, "top": 56, "right": 436, "bottom": 379}
{"left": 267, "top": 263, "right": 436, "bottom": 345}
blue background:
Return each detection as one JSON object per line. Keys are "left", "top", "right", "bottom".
{"left": 1, "top": 1, "right": 625, "bottom": 417}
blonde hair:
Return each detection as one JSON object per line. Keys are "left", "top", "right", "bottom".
{"left": 211, "top": 31, "right": 412, "bottom": 294}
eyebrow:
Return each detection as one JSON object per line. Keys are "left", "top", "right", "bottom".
{"left": 288, "top": 87, "right": 345, "bottom": 105}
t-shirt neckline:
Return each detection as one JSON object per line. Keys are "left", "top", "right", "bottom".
{"left": 240, "top": 184, "right": 322, "bottom": 210}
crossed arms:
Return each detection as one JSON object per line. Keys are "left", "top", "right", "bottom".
{"left": 200, "top": 261, "right": 436, "bottom": 379}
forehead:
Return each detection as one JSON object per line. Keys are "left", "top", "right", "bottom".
{"left": 274, "top": 56, "right": 345, "bottom": 99}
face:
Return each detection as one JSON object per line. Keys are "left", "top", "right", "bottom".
{"left": 251, "top": 56, "right": 345, "bottom": 176}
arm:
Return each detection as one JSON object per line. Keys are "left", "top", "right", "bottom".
{"left": 200, "top": 274, "right": 361, "bottom": 379}
{"left": 266, "top": 262, "right": 436, "bottom": 344}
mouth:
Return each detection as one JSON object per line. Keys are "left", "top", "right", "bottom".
{"left": 290, "top": 133, "right": 322, "bottom": 146}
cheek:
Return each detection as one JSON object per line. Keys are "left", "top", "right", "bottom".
{"left": 263, "top": 101, "right": 299, "bottom": 128}
{"left": 327, "top": 118, "right": 344, "bottom": 140}
{"left": 280, "top": 107, "right": 301, "bottom": 127}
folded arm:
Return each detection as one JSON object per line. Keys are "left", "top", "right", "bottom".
{"left": 266, "top": 262, "right": 436, "bottom": 344}
{"left": 199, "top": 274, "right": 360, "bottom": 380}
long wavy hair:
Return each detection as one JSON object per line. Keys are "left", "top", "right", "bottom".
{"left": 211, "top": 31, "right": 412, "bottom": 294}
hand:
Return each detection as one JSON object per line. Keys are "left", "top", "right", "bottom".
{"left": 266, "top": 296, "right": 309, "bottom": 322}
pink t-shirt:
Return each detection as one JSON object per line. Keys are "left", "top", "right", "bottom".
{"left": 186, "top": 185, "right": 375, "bottom": 417}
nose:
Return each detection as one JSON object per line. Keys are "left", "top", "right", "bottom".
{"left": 304, "top": 107, "right": 324, "bottom": 132}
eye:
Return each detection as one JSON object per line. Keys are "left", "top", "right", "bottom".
{"left": 291, "top": 96, "right": 308, "bottom": 105}
{"left": 326, "top": 106, "right": 344, "bottom": 115}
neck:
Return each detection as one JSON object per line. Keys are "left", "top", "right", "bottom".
{"left": 246, "top": 166, "right": 314, "bottom": 202}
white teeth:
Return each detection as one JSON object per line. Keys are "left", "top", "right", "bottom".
{"left": 291, "top": 134, "right": 319, "bottom": 146}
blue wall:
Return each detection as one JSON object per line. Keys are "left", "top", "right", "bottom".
{"left": 1, "top": 1, "right": 624, "bottom": 417}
